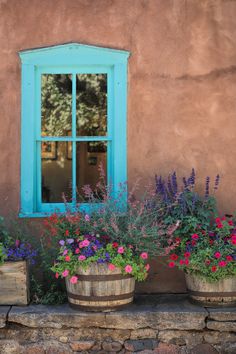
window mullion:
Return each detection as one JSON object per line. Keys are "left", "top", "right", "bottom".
{"left": 72, "top": 73, "right": 77, "bottom": 205}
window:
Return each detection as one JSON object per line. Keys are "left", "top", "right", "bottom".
{"left": 19, "top": 43, "right": 129, "bottom": 216}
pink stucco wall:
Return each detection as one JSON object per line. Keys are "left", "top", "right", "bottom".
{"left": 1, "top": 0, "right": 236, "bottom": 292}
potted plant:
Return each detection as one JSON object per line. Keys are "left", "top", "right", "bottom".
{"left": 167, "top": 216, "right": 236, "bottom": 306}
{"left": 43, "top": 179, "right": 162, "bottom": 311}
{"left": 0, "top": 218, "right": 37, "bottom": 305}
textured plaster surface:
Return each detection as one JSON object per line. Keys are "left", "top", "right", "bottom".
{"left": 1, "top": 0, "right": 236, "bottom": 291}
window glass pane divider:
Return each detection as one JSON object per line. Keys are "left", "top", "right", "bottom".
{"left": 37, "top": 136, "right": 112, "bottom": 142}
{"left": 71, "top": 74, "right": 77, "bottom": 205}
{"left": 38, "top": 67, "right": 111, "bottom": 75}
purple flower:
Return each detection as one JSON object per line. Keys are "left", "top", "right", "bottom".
{"left": 66, "top": 238, "right": 74, "bottom": 244}
{"left": 59, "top": 240, "right": 65, "bottom": 246}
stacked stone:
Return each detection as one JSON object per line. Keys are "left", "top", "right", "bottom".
{"left": 0, "top": 296, "right": 235, "bottom": 354}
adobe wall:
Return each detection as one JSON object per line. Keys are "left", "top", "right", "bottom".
{"left": 1, "top": 0, "right": 236, "bottom": 292}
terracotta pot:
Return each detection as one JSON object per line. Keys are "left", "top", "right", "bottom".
{"left": 66, "top": 263, "right": 135, "bottom": 311}
{"left": 185, "top": 273, "right": 236, "bottom": 306}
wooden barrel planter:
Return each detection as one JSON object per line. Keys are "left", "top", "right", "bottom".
{"left": 65, "top": 263, "right": 135, "bottom": 311}
{"left": 0, "top": 260, "right": 29, "bottom": 305}
{"left": 185, "top": 273, "right": 236, "bottom": 307}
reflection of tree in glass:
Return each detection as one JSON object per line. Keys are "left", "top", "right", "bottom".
{"left": 76, "top": 74, "right": 107, "bottom": 136}
{"left": 41, "top": 74, "right": 107, "bottom": 136}
{"left": 41, "top": 74, "right": 72, "bottom": 136}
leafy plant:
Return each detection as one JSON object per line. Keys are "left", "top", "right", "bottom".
{"left": 166, "top": 216, "right": 236, "bottom": 282}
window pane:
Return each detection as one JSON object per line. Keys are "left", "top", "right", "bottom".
{"left": 41, "top": 74, "right": 72, "bottom": 136}
{"left": 76, "top": 141, "right": 107, "bottom": 200}
{"left": 42, "top": 142, "right": 72, "bottom": 203}
{"left": 76, "top": 74, "right": 107, "bottom": 136}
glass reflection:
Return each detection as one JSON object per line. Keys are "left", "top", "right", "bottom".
{"left": 41, "top": 74, "right": 72, "bottom": 136}
{"left": 42, "top": 142, "right": 72, "bottom": 203}
{"left": 76, "top": 142, "right": 107, "bottom": 200}
{"left": 76, "top": 74, "right": 107, "bottom": 136}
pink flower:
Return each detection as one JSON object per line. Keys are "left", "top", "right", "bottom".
{"left": 191, "top": 234, "right": 199, "bottom": 240}
{"left": 85, "top": 214, "right": 90, "bottom": 222}
{"left": 15, "top": 239, "right": 20, "bottom": 247}
{"left": 55, "top": 272, "right": 59, "bottom": 279}
{"left": 179, "top": 259, "right": 185, "bottom": 265}
{"left": 62, "top": 270, "right": 69, "bottom": 277}
{"left": 125, "top": 265, "right": 133, "bottom": 273}
{"left": 184, "top": 259, "right": 189, "bottom": 265}
{"left": 140, "top": 252, "right": 148, "bottom": 260}
{"left": 79, "top": 241, "right": 84, "bottom": 248}
{"left": 63, "top": 249, "right": 68, "bottom": 256}
{"left": 168, "top": 262, "right": 175, "bottom": 268}
{"left": 75, "top": 248, "right": 80, "bottom": 254}
{"left": 108, "top": 264, "right": 116, "bottom": 271}
{"left": 70, "top": 276, "right": 78, "bottom": 284}
{"left": 231, "top": 235, "right": 236, "bottom": 240}
{"left": 145, "top": 264, "right": 150, "bottom": 271}
{"left": 215, "top": 217, "right": 221, "bottom": 224}
{"left": 214, "top": 252, "right": 221, "bottom": 259}
{"left": 231, "top": 239, "right": 236, "bottom": 245}
{"left": 118, "top": 246, "right": 124, "bottom": 254}
{"left": 78, "top": 255, "right": 86, "bottom": 261}
{"left": 218, "top": 261, "right": 227, "bottom": 267}
{"left": 65, "top": 255, "right": 71, "bottom": 262}
{"left": 82, "top": 239, "right": 90, "bottom": 247}
{"left": 217, "top": 223, "right": 223, "bottom": 229}
{"left": 184, "top": 252, "right": 191, "bottom": 258}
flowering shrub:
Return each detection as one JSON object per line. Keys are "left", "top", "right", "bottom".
{"left": 51, "top": 230, "right": 150, "bottom": 283}
{"left": 166, "top": 216, "right": 236, "bottom": 282}
{"left": 0, "top": 243, "right": 6, "bottom": 265}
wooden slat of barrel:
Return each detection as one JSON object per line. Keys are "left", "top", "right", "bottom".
{"left": 185, "top": 273, "right": 236, "bottom": 306}
{"left": 66, "top": 263, "right": 135, "bottom": 311}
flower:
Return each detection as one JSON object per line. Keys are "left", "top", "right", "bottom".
{"left": 82, "top": 239, "right": 90, "bottom": 247}
{"left": 231, "top": 239, "right": 236, "bottom": 245}
{"left": 62, "top": 270, "right": 69, "bottom": 277}
{"left": 70, "top": 276, "right": 78, "bottom": 284}
{"left": 214, "top": 252, "right": 221, "bottom": 259}
{"left": 108, "top": 263, "right": 116, "bottom": 271}
{"left": 63, "top": 249, "right": 68, "bottom": 256}
{"left": 125, "top": 265, "right": 133, "bottom": 273}
{"left": 85, "top": 214, "right": 90, "bottom": 222}
{"left": 226, "top": 255, "right": 233, "bottom": 261}
{"left": 65, "top": 230, "right": 69, "bottom": 237}
{"left": 78, "top": 255, "right": 86, "bottom": 261}
{"left": 117, "top": 246, "right": 124, "bottom": 254}
{"left": 168, "top": 262, "right": 175, "bottom": 268}
{"left": 145, "top": 263, "right": 150, "bottom": 271}
{"left": 59, "top": 240, "right": 65, "bottom": 246}
{"left": 217, "top": 223, "right": 223, "bottom": 229}
{"left": 215, "top": 217, "right": 221, "bottom": 224}
{"left": 218, "top": 261, "right": 227, "bottom": 267}
{"left": 184, "top": 252, "right": 191, "bottom": 258}
{"left": 228, "top": 220, "right": 233, "bottom": 226}
{"left": 184, "top": 259, "right": 189, "bottom": 265}
{"left": 140, "top": 252, "right": 148, "bottom": 260}
{"left": 112, "top": 242, "right": 119, "bottom": 248}
{"left": 55, "top": 272, "right": 59, "bottom": 279}
{"left": 191, "top": 234, "right": 199, "bottom": 240}
{"left": 211, "top": 266, "right": 217, "bottom": 272}
{"left": 65, "top": 255, "right": 71, "bottom": 262}
{"left": 66, "top": 238, "right": 74, "bottom": 244}
{"left": 75, "top": 248, "right": 80, "bottom": 254}
{"left": 170, "top": 254, "right": 178, "bottom": 261}
{"left": 205, "top": 260, "right": 211, "bottom": 265}
{"left": 179, "top": 259, "right": 185, "bottom": 265}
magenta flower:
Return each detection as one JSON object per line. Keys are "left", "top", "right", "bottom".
{"left": 168, "top": 262, "right": 175, "bottom": 268}
{"left": 70, "top": 276, "right": 78, "bottom": 284}
{"left": 125, "top": 265, "right": 133, "bottom": 273}
{"left": 179, "top": 259, "right": 185, "bottom": 265}
{"left": 191, "top": 234, "right": 199, "bottom": 240}
{"left": 218, "top": 261, "right": 227, "bottom": 267}
{"left": 82, "top": 239, "right": 90, "bottom": 247}
{"left": 214, "top": 252, "right": 221, "bottom": 259}
{"left": 118, "top": 246, "right": 124, "bottom": 254}
{"left": 78, "top": 255, "right": 86, "bottom": 261}
{"left": 62, "top": 270, "right": 69, "bottom": 277}
{"left": 140, "top": 252, "right": 148, "bottom": 260}
{"left": 63, "top": 249, "right": 68, "bottom": 256}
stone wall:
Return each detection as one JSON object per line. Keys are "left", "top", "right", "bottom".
{"left": 0, "top": 295, "right": 235, "bottom": 354}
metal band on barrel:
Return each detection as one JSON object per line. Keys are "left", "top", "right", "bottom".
{"left": 75, "top": 274, "right": 133, "bottom": 281}
{"left": 67, "top": 291, "right": 134, "bottom": 301}
{"left": 187, "top": 289, "right": 236, "bottom": 297}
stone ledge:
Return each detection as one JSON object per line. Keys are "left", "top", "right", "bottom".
{"left": 8, "top": 295, "right": 208, "bottom": 331}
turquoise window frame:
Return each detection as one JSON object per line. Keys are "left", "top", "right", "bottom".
{"left": 19, "top": 43, "right": 130, "bottom": 217}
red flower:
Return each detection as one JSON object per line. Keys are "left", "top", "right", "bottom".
{"left": 65, "top": 255, "right": 71, "bottom": 262}
{"left": 231, "top": 239, "right": 236, "bottom": 245}
{"left": 218, "top": 261, "right": 227, "bottom": 267}
{"left": 191, "top": 234, "right": 199, "bottom": 240}
{"left": 175, "top": 238, "right": 181, "bottom": 244}
{"left": 211, "top": 266, "right": 217, "bottom": 272}
{"left": 215, "top": 217, "right": 221, "bottom": 224}
{"left": 217, "top": 223, "right": 223, "bottom": 229}
{"left": 191, "top": 240, "right": 196, "bottom": 246}
{"left": 184, "top": 259, "right": 189, "bottom": 265}
{"left": 65, "top": 230, "right": 70, "bottom": 237}
{"left": 112, "top": 242, "right": 119, "bottom": 248}
{"left": 168, "top": 262, "right": 175, "bottom": 268}
{"left": 226, "top": 255, "right": 233, "bottom": 261}
{"left": 214, "top": 252, "right": 221, "bottom": 259}
{"left": 228, "top": 220, "right": 233, "bottom": 226}
{"left": 169, "top": 254, "right": 178, "bottom": 261}
{"left": 184, "top": 252, "right": 191, "bottom": 258}
{"left": 179, "top": 259, "right": 185, "bottom": 265}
